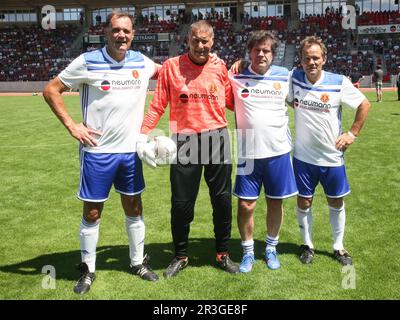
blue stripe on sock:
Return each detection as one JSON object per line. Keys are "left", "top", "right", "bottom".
{"left": 266, "top": 236, "right": 279, "bottom": 247}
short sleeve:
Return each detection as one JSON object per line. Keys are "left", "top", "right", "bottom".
{"left": 340, "top": 76, "right": 366, "bottom": 109}
{"left": 142, "top": 54, "right": 156, "bottom": 79}
{"left": 58, "top": 55, "right": 88, "bottom": 90}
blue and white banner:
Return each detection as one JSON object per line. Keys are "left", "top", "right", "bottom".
{"left": 358, "top": 24, "right": 400, "bottom": 34}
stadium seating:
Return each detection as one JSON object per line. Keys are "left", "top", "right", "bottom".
{"left": 288, "top": 12, "right": 378, "bottom": 78}
{"left": 0, "top": 24, "right": 80, "bottom": 81}
{"left": 358, "top": 10, "right": 400, "bottom": 26}
{"left": 0, "top": 9, "right": 399, "bottom": 82}
{"left": 86, "top": 18, "right": 179, "bottom": 65}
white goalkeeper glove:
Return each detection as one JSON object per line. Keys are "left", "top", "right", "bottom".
{"left": 154, "top": 136, "right": 177, "bottom": 166}
{"left": 136, "top": 134, "right": 157, "bottom": 168}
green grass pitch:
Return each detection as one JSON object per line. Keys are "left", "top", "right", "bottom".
{"left": 0, "top": 92, "right": 399, "bottom": 300}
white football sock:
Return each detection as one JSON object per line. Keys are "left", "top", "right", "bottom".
{"left": 266, "top": 235, "right": 279, "bottom": 252}
{"left": 79, "top": 218, "right": 100, "bottom": 273}
{"left": 329, "top": 204, "right": 346, "bottom": 251}
{"left": 296, "top": 206, "right": 314, "bottom": 249}
{"left": 241, "top": 239, "right": 254, "bottom": 256}
{"left": 125, "top": 215, "right": 145, "bottom": 266}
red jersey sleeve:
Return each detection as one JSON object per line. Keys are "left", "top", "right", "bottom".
{"left": 141, "top": 62, "right": 171, "bottom": 134}
{"left": 223, "top": 66, "right": 234, "bottom": 111}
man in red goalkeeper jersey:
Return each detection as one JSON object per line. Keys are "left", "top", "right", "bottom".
{"left": 139, "top": 20, "right": 238, "bottom": 278}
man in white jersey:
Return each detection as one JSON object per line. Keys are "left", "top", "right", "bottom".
{"left": 229, "top": 31, "right": 298, "bottom": 273}
{"left": 43, "top": 11, "right": 161, "bottom": 294}
{"left": 287, "top": 36, "right": 371, "bottom": 265}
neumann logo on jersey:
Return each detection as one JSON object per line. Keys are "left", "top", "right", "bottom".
{"left": 241, "top": 89, "right": 250, "bottom": 98}
{"left": 100, "top": 80, "right": 111, "bottom": 91}
{"left": 99, "top": 79, "right": 141, "bottom": 91}
{"left": 294, "top": 98, "right": 333, "bottom": 112}
{"left": 179, "top": 92, "right": 218, "bottom": 103}
{"left": 240, "top": 88, "right": 283, "bottom": 99}
{"left": 112, "top": 79, "right": 141, "bottom": 86}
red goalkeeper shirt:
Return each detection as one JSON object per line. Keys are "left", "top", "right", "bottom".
{"left": 141, "top": 54, "right": 234, "bottom": 134}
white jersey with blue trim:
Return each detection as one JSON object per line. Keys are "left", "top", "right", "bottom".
{"left": 59, "top": 47, "right": 155, "bottom": 153}
{"left": 229, "top": 65, "right": 292, "bottom": 159}
{"left": 288, "top": 69, "right": 366, "bottom": 167}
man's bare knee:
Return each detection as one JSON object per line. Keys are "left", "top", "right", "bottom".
{"left": 327, "top": 197, "right": 344, "bottom": 209}
{"left": 83, "top": 202, "right": 103, "bottom": 222}
{"left": 238, "top": 199, "right": 256, "bottom": 215}
{"left": 122, "top": 195, "right": 142, "bottom": 217}
{"left": 297, "top": 196, "right": 313, "bottom": 210}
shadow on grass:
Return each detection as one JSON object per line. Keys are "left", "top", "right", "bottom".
{"left": 0, "top": 238, "right": 331, "bottom": 281}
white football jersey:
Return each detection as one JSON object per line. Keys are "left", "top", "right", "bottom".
{"left": 59, "top": 47, "right": 155, "bottom": 153}
{"left": 229, "top": 65, "right": 292, "bottom": 159}
{"left": 288, "top": 69, "right": 366, "bottom": 166}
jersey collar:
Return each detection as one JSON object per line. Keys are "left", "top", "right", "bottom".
{"left": 304, "top": 70, "right": 325, "bottom": 86}
{"left": 248, "top": 64, "right": 272, "bottom": 76}
{"left": 102, "top": 46, "right": 127, "bottom": 64}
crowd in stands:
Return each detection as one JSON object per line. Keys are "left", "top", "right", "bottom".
{"left": 198, "top": 15, "right": 244, "bottom": 68}
{"left": 87, "top": 24, "right": 105, "bottom": 35}
{"left": 132, "top": 42, "right": 170, "bottom": 64}
{"left": 88, "top": 15, "right": 179, "bottom": 36}
{"left": 192, "top": 10, "right": 233, "bottom": 23}
{"left": 87, "top": 16, "right": 179, "bottom": 65}
{"left": 243, "top": 16, "right": 287, "bottom": 32}
{"left": 1, "top": 9, "right": 399, "bottom": 82}
{"left": 135, "top": 19, "right": 179, "bottom": 33}
{"left": 0, "top": 24, "right": 80, "bottom": 81}
{"left": 358, "top": 10, "right": 400, "bottom": 26}
{"left": 382, "top": 39, "right": 400, "bottom": 76}
{"left": 289, "top": 11, "right": 376, "bottom": 78}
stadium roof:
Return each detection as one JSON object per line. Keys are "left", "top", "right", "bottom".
{"left": 1, "top": 0, "right": 243, "bottom": 10}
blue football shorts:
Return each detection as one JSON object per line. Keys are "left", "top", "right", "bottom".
{"left": 233, "top": 152, "right": 298, "bottom": 200}
{"left": 293, "top": 157, "right": 350, "bottom": 199}
{"left": 77, "top": 151, "right": 145, "bottom": 202}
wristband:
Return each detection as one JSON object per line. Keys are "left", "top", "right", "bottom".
{"left": 347, "top": 131, "right": 357, "bottom": 140}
